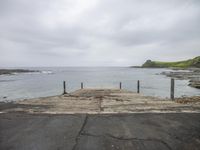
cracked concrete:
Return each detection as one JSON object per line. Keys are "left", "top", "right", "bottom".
{"left": 1, "top": 113, "right": 200, "bottom": 150}
{"left": 0, "top": 89, "right": 200, "bottom": 149}
{"left": 71, "top": 114, "right": 200, "bottom": 150}
{"left": 80, "top": 132, "right": 172, "bottom": 150}
{"left": 72, "top": 115, "right": 88, "bottom": 150}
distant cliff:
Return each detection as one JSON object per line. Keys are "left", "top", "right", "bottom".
{"left": 141, "top": 56, "right": 200, "bottom": 68}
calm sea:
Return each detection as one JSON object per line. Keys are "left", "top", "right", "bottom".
{"left": 0, "top": 67, "right": 199, "bottom": 101}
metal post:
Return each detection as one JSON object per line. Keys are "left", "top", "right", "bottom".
{"left": 137, "top": 80, "right": 140, "bottom": 93}
{"left": 119, "top": 82, "right": 122, "bottom": 89}
{"left": 171, "top": 78, "right": 175, "bottom": 100}
{"left": 81, "top": 82, "right": 83, "bottom": 89}
{"left": 63, "top": 81, "right": 66, "bottom": 94}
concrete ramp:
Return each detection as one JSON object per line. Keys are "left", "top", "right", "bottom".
{"left": 0, "top": 89, "right": 200, "bottom": 150}
{"left": 1, "top": 89, "right": 200, "bottom": 114}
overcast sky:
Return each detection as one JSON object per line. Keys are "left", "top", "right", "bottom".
{"left": 0, "top": 0, "right": 200, "bottom": 67}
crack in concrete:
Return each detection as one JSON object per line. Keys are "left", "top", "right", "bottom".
{"left": 72, "top": 115, "right": 88, "bottom": 150}
{"left": 81, "top": 132, "right": 172, "bottom": 150}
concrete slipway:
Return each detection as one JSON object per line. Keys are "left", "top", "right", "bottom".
{"left": 0, "top": 89, "right": 200, "bottom": 150}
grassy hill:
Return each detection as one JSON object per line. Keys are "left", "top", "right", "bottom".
{"left": 142, "top": 56, "right": 200, "bottom": 68}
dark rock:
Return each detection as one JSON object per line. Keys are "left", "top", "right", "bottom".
{"left": 0, "top": 69, "right": 39, "bottom": 75}
{"left": 189, "top": 79, "right": 200, "bottom": 89}
{"left": 161, "top": 70, "right": 200, "bottom": 89}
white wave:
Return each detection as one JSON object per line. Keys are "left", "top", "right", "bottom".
{"left": 41, "top": 71, "right": 53, "bottom": 74}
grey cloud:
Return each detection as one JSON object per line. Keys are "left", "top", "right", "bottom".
{"left": 0, "top": 0, "right": 200, "bottom": 67}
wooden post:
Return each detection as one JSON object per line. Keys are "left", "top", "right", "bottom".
{"left": 63, "top": 81, "right": 66, "bottom": 94}
{"left": 171, "top": 78, "right": 175, "bottom": 100}
{"left": 119, "top": 82, "right": 122, "bottom": 89}
{"left": 137, "top": 80, "right": 140, "bottom": 93}
{"left": 81, "top": 82, "right": 83, "bottom": 89}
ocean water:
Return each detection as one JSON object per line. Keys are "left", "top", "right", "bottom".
{"left": 0, "top": 67, "right": 199, "bottom": 101}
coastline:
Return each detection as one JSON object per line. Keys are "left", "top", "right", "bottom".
{"left": 0, "top": 69, "right": 39, "bottom": 75}
{"left": 130, "top": 66, "right": 200, "bottom": 89}
{"left": 0, "top": 67, "right": 199, "bottom": 101}
{"left": 160, "top": 68, "right": 200, "bottom": 89}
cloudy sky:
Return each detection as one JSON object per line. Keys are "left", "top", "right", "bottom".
{"left": 0, "top": 0, "right": 200, "bottom": 67}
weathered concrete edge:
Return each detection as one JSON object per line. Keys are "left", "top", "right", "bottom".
{"left": 1, "top": 111, "right": 200, "bottom": 115}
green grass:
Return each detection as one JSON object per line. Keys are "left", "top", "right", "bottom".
{"left": 142, "top": 56, "right": 200, "bottom": 68}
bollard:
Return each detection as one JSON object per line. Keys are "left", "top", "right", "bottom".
{"left": 119, "top": 82, "right": 122, "bottom": 89}
{"left": 81, "top": 82, "right": 83, "bottom": 89}
{"left": 170, "top": 78, "right": 175, "bottom": 100}
{"left": 63, "top": 81, "right": 67, "bottom": 94}
{"left": 137, "top": 80, "right": 140, "bottom": 93}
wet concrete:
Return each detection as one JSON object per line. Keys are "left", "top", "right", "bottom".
{"left": 1, "top": 113, "right": 200, "bottom": 150}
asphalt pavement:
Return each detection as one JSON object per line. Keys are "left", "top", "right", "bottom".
{"left": 1, "top": 113, "right": 200, "bottom": 150}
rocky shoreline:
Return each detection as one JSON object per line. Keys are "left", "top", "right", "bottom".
{"left": 161, "top": 68, "right": 200, "bottom": 89}
{"left": 0, "top": 69, "right": 39, "bottom": 75}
